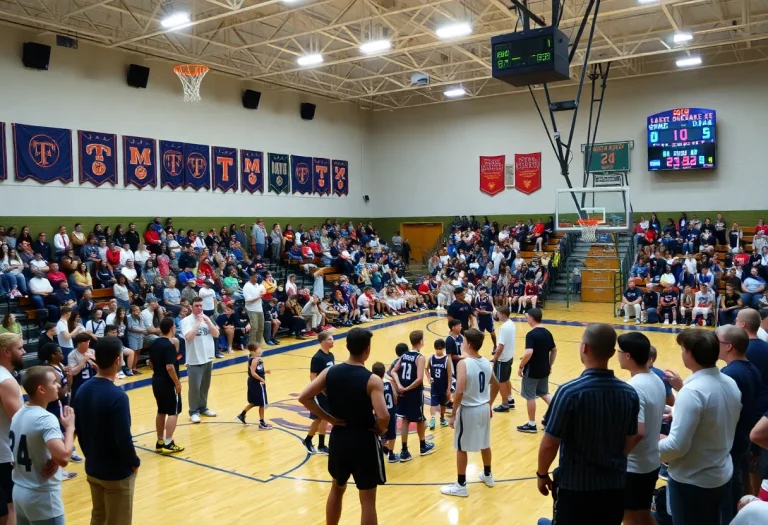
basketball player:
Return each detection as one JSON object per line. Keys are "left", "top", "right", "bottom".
{"left": 391, "top": 330, "right": 436, "bottom": 461}
{"left": 236, "top": 343, "right": 273, "bottom": 430}
{"left": 372, "top": 362, "right": 399, "bottom": 463}
{"left": 298, "top": 328, "right": 389, "bottom": 525}
{"left": 492, "top": 306, "right": 516, "bottom": 412}
{"left": 304, "top": 332, "right": 335, "bottom": 455}
{"left": 474, "top": 287, "right": 497, "bottom": 350}
{"left": 11, "top": 366, "right": 74, "bottom": 525}
{"left": 428, "top": 339, "right": 452, "bottom": 430}
{"left": 0, "top": 333, "right": 25, "bottom": 524}
{"left": 441, "top": 328, "right": 499, "bottom": 497}
{"left": 148, "top": 317, "right": 184, "bottom": 454}
{"left": 445, "top": 319, "right": 463, "bottom": 365}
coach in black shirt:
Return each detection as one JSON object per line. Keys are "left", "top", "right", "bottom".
{"left": 536, "top": 323, "right": 639, "bottom": 525}
{"left": 447, "top": 287, "right": 474, "bottom": 333}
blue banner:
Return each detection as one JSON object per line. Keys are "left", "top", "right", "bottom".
{"left": 123, "top": 136, "right": 156, "bottom": 188}
{"left": 269, "top": 153, "right": 290, "bottom": 194}
{"left": 184, "top": 143, "right": 210, "bottom": 191}
{"left": 0, "top": 123, "right": 5, "bottom": 181}
{"left": 241, "top": 150, "right": 263, "bottom": 194}
{"left": 313, "top": 157, "right": 330, "bottom": 195}
{"left": 78, "top": 130, "right": 117, "bottom": 186}
{"left": 212, "top": 146, "right": 237, "bottom": 193}
{"left": 13, "top": 123, "right": 73, "bottom": 184}
{"left": 332, "top": 159, "right": 348, "bottom": 196}
{"left": 291, "top": 155, "right": 312, "bottom": 195}
{"left": 160, "top": 140, "right": 184, "bottom": 189}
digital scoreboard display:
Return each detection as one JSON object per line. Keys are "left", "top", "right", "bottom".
{"left": 647, "top": 108, "right": 716, "bottom": 171}
{"left": 494, "top": 35, "right": 553, "bottom": 71}
{"left": 490, "top": 27, "right": 570, "bottom": 87}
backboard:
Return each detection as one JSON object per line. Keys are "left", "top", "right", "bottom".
{"left": 554, "top": 186, "right": 631, "bottom": 233}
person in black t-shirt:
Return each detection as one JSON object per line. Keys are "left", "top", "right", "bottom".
{"left": 303, "top": 332, "right": 335, "bottom": 455}
{"left": 642, "top": 285, "right": 659, "bottom": 324}
{"left": 216, "top": 299, "right": 241, "bottom": 354}
{"left": 148, "top": 317, "right": 184, "bottom": 454}
{"left": 447, "top": 287, "right": 474, "bottom": 333}
{"left": 299, "top": 328, "right": 388, "bottom": 525}
{"left": 517, "top": 308, "right": 557, "bottom": 433}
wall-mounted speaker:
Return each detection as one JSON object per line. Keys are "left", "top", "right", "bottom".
{"left": 22, "top": 42, "right": 51, "bottom": 70}
{"left": 363, "top": 195, "right": 370, "bottom": 204}
{"left": 300, "top": 102, "right": 316, "bottom": 121}
{"left": 242, "top": 89, "right": 261, "bottom": 109}
{"left": 127, "top": 64, "right": 150, "bottom": 88}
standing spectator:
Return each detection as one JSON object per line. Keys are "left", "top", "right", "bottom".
{"left": 659, "top": 329, "right": 741, "bottom": 525}
{"left": 270, "top": 224, "right": 282, "bottom": 260}
{"left": 72, "top": 336, "right": 140, "bottom": 525}
{"left": 183, "top": 297, "right": 220, "bottom": 424}
{"left": 252, "top": 220, "right": 267, "bottom": 258}
{"left": 517, "top": 308, "right": 556, "bottom": 434}
{"left": 124, "top": 223, "right": 140, "bottom": 252}
{"left": 243, "top": 273, "right": 266, "bottom": 345}
{"left": 536, "top": 323, "right": 638, "bottom": 525}
{"left": 0, "top": 332, "right": 24, "bottom": 524}
{"left": 391, "top": 231, "right": 403, "bottom": 255}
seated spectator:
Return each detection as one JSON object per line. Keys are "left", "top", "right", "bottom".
{"left": 679, "top": 285, "right": 695, "bottom": 325}
{"left": 741, "top": 267, "right": 766, "bottom": 309}
{"left": 82, "top": 234, "right": 100, "bottom": 273}
{"left": 280, "top": 295, "right": 307, "bottom": 339}
{"left": 728, "top": 222, "right": 743, "bottom": 254}
{"left": 105, "top": 242, "right": 121, "bottom": 270}
{"left": 660, "top": 265, "right": 676, "bottom": 289}
{"left": 77, "top": 289, "right": 96, "bottom": 322}
{"left": 103, "top": 324, "right": 135, "bottom": 378}
{"left": 118, "top": 243, "right": 133, "bottom": 267}
{"left": 693, "top": 286, "right": 716, "bottom": 326}
{"left": 0, "top": 313, "right": 21, "bottom": 335}
{"left": 162, "top": 276, "right": 182, "bottom": 315}
{"left": 85, "top": 308, "right": 106, "bottom": 338}
{"left": 53, "top": 225, "right": 70, "bottom": 259}
{"left": 658, "top": 285, "right": 679, "bottom": 325}
{"left": 28, "top": 251, "right": 50, "bottom": 275}
{"left": 29, "top": 271, "right": 59, "bottom": 320}
{"left": 642, "top": 284, "right": 659, "bottom": 323}
{"left": 46, "top": 262, "right": 67, "bottom": 290}
{"left": 32, "top": 232, "right": 52, "bottom": 261}
{"left": 96, "top": 264, "right": 116, "bottom": 289}
{"left": 697, "top": 266, "right": 714, "bottom": 291}
{"left": 71, "top": 262, "right": 93, "bottom": 298}
{"left": 113, "top": 274, "right": 130, "bottom": 310}
{"left": 133, "top": 243, "right": 151, "bottom": 269}
{"left": 718, "top": 284, "right": 742, "bottom": 325}
{"left": 181, "top": 279, "right": 198, "bottom": 304}
{"left": 120, "top": 259, "right": 138, "bottom": 287}
{"left": 621, "top": 279, "right": 643, "bottom": 324}
{"left": 755, "top": 219, "right": 768, "bottom": 253}
{"left": 0, "top": 248, "right": 27, "bottom": 297}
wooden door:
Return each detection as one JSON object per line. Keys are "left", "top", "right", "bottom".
{"left": 401, "top": 223, "right": 444, "bottom": 263}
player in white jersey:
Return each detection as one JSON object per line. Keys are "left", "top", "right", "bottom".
{"left": 441, "top": 328, "right": 499, "bottom": 498}
{"left": 0, "top": 333, "right": 25, "bottom": 523}
{"left": 11, "top": 366, "right": 75, "bottom": 525}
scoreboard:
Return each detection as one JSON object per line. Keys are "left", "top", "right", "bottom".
{"left": 647, "top": 108, "right": 716, "bottom": 171}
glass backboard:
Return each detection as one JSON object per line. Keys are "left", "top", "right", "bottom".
{"left": 554, "top": 186, "right": 631, "bottom": 233}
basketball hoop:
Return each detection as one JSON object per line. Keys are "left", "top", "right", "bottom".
{"left": 576, "top": 218, "right": 601, "bottom": 243}
{"left": 174, "top": 64, "right": 209, "bottom": 103}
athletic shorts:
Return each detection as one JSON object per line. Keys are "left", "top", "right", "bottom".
{"left": 310, "top": 393, "right": 330, "bottom": 421}
{"left": 396, "top": 390, "right": 425, "bottom": 423}
{"left": 328, "top": 428, "right": 386, "bottom": 490}
{"left": 152, "top": 380, "right": 182, "bottom": 416}
{"left": 493, "top": 360, "right": 512, "bottom": 383}
{"left": 430, "top": 390, "right": 448, "bottom": 407}
{"left": 12, "top": 485, "right": 65, "bottom": 523}
{"left": 247, "top": 380, "right": 268, "bottom": 407}
{"left": 521, "top": 376, "right": 549, "bottom": 400}
{"left": 477, "top": 315, "right": 495, "bottom": 333}
{"left": 624, "top": 468, "right": 661, "bottom": 511}
{"left": 454, "top": 404, "right": 490, "bottom": 452}
{"left": 0, "top": 462, "right": 12, "bottom": 517}
{"left": 384, "top": 410, "right": 397, "bottom": 441}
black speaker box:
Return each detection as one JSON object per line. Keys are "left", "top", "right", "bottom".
{"left": 242, "top": 89, "right": 261, "bottom": 109}
{"left": 300, "top": 102, "right": 316, "bottom": 120}
{"left": 22, "top": 42, "right": 51, "bottom": 70}
{"left": 127, "top": 64, "right": 150, "bottom": 88}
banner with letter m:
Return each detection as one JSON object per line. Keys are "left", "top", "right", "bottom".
{"left": 332, "top": 159, "right": 348, "bottom": 196}
{"left": 123, "top": 136, "right": 156, "bottom": 188}
{"left": 241, "top": 150, "right": 263, "bottom": 194}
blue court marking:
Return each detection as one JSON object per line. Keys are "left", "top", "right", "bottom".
{"left": 272, "top": 473, "right": 539, "bottom": 487}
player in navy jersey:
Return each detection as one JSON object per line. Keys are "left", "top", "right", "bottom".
{"left": 373, "top": 362, "right": 400, "bottom": 463}
{"left": 445, "top": 320, "right": 464, "bottom": 365}
{"left": 388, "top": 343, "right": 408, "bottom": 376}
{"left": 236, "top": 343, "right": 273, "bottom": 430}
{"left": 392, "top": 330, "right": 436, "bottom": 461}
{"left": 659, "top": 285, "right": 679, "bottom": 325}
{"left": 428, "top": 339, "right": 453, "bottom": 430}
{"left": 474, "top": 287, "right": 497, "bottom": 349}
{"left": 304, "top": 332, "right": 335, "bottom": 454}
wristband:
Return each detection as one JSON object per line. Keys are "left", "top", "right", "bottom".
{"left": 536, "top": 472, "right": 549, "bottom": 479}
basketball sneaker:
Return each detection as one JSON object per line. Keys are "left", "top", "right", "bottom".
{"left": 420, "top": 442, "right": 436, "bottom": 456}
{"left": 440, "top": 418, "right": 449, "bottom": 427}
{"left": 235, "top": 413, "right": 247, "bottom": 425}
{"left": 478, "top": 472, "right": 495, "bottom": 487}
{"left": 259, "top": 421, "right": 273, "bottom": 431}
{"left": 517, "top": 422, "right": 538, "bottom": 433}
{"left": 440, "top": 482, "right": 469, "bottom": 497}
{"left": 162, "top": 442, "right": 185, "bottom": 454}
{"left": 70, "top": 450, "right": 83, "bottom": 463}
{"left": 304, "top": 438, "right": 317, "bottom": 455}
{"left": 429, "top": 417, "right": 436, "bottom": 430}
{"left": 507, "top": 398, "right": 516, "bottom": 408}
{"left": 388, "top": 453, "right": 401, "bottom": 463}
{"left": 317, "top": 445, "right": 329, "bottom": 455}
{"left": 190, "top": 413, "right": 201, "bottom": 423}
{"left": 399, "top": 450, "right": 413, "bottom": 462}
{"left": 156, "top": 439, "right": 165, "bottom": 453}
{"left": 202, "top": 409, "right": 217, "bottom": 417}
{"left": 493, "top": 404, "right": 510, "bottom": 413}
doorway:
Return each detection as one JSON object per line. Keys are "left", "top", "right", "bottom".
{"left": 400, "top": 223, "right": 444, "bottom": 264}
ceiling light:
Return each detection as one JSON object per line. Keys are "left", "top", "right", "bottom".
{"left": 676, "top": 56, "right": 702, "bottom": 68}
{"left": 297, "top": 53, "right": 323, "bottom": 66}
{"left": 444, "top": 87, "right": 466, "bottom": 98}
{"left": 359, "top": 39, "right": 392, "bottom": 54}
{"left": 673, "top": 32, "right": 693, "bottom": 43}
{"left": 436, "top": 22, "right": 472, "bottom": 39}
{"left": 637, "top": 0, "right": 659, "bottom": 4}
{"left": 160, "top": 12, "right": 191, "bottom": 29}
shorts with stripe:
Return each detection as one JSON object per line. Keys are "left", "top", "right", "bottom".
{"left": 247, "top": 380, "right": 268, "bottom": 407}
{"left": 309, "top": 393, "right": 330, "bottom": 421}
{"left": 328, "top": 427, "right": 386, "bottom": 490}
{"left": 454, "top": 404, "right": 491, "bottom": 452}
{"left": 396, "top": 390, "right": 425, "bottom": 423}
{"left": 152, "top": 380, "right": 182, "bottom": 416}
{"left": 493, "top": 359, "right": 512, "bottom": 383}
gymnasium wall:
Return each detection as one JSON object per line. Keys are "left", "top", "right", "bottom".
{"left": 0, "top": 25, "right": 371, "bottom": 218}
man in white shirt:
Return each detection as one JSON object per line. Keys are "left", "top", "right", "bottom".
{"left": 242, "top": 273, "right": 265, "bottom": 345}
{"left": 140, "top": 296, "right": 163, "bottom": 346}
{"left": 616, "top": 332, "right": 666, "bottom": 525}
{"left": 0, "top": 333, "right": 26, "bottom": 523}
{"left": 182, "top": 297, "right": 220, "bottom": 423}
{"left": 660, "top": 329, "right": 741, "bottom": 525}
{"left": 693, "top": 286, "right": 716, "bottom": 325}
{"left": 28, "top": 272, "right": 57, "bottom": 319}
{"left": 52, "top": 226, "right": 69, "bottom": 258}
{"left": 491, "top": 306, "right": 516, "bottom": 413}
{"left": 29, "top": 253, "right": 49, "bottom": 274}
{"left": 120, "top": 260, "right": 137, "bottom": 283}
{"left": 118, "top": 244, "right": 133, "bottom": 267}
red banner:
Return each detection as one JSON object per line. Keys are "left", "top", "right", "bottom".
{"left": 479, "top": 155, "right": 505, "bottom": 196}
{"left": 514, "top": 152, "right": 542, "bottom": 195}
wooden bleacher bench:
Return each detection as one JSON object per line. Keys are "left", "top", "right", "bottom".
{"left": 92, "top": 287, "right": 114, "bottom": 308}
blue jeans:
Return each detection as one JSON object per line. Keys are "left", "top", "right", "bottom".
{"left": 30, "top": 295, "right": 60, "bottom": 321}
{"left": 682, "top": 241, "right": 695, "bottom": 254}
{"left": 2, "top": 273, "right": 27, "bottom": 294}
{"left": 721, "top": 453, "right": 747, "bottom": 524}
{"left": 742, "top": 293, "right": 761, "bottom": 309}
{"left": 255, "top": 243, "right": 265, "bottom": 258}
{"left": 667, "top": 477, "right": 728, "bottom": 525}
{"left": 719, "top": 309, "right": 738, "bottom": 325}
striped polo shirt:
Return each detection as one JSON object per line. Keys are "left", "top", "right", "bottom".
{"left": 544, "top": 368, "right": 640, "bottom": 491}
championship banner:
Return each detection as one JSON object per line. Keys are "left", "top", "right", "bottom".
{"left": 514, "top": 152, "right": 542, "bottom": 195}
{"left": 312, "top": 157, "right": 330, "bottom": 195}
{"left": 160, "top": 140, "right": 184, "bottom": 189}
{"left": 332, "top": 159, "right": 348, "bottom": 196}
{"left": 13, "top": 123, "right": 73, "bottom": 184}
{"left": 479, "top": 155, "right": 505, "bottom": 196}
{"left": 212, "top": 146, "right": 237, "bottom": 193}
{"left": 183, "top": 143, "right": 210, "bottom": 191}
{"left": 0, "top": 123, "right": 6, "bottom": 181}
{"left": 123, "top": 136, "right": 156, "bottom": 188}
{"left": 241, "top": 150, "right": 263, "bottom": 194}
{"left": 78, "top": 131, "right": 117, "bottom": 186}
{"left": 268, "top": 153, "right": 290, "bottom": 194}
{"left": 291, "top": 155, "right": 313, "bottom": 195}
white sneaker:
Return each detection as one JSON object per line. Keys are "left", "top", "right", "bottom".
{"left": 635, "top": 319, "right": 641, "bottom": 325}
{"left": 117, "top": 371, "right": 126, "bottom": 379}
{"left": 672, "top": 321, "right": 677, "bottom": 325}
{"left": 190, "top": 413, "right": 201, "bottom": 423}
{"left": 202, "top": 409, "right": 217, "bottom": 417}
{"left": 663, "top": 320, "right": 669, "bottom": 325}
{"left": 478, "top": 472, "right": 495, "bottom": 487}
{"left": 623, "top": 317, "right": 630, "bottom": 323}
{"left": 440, "top": 482, "right": 468, "bottom": 497}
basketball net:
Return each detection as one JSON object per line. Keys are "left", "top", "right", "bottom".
{"left": 174, "top": 64, "right": 209, "bottom": 103}
{"left": 576, "top": 218, "right": 601, "bottom": 243}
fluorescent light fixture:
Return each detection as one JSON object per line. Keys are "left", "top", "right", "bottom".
{"left": 297, "top": 53, "right": 323, "bottom": 66}
{"left": 673, "top": 32, "right": 693, "bottom": 43}
{"left": 637, "top": 0, "right": 659, "bottom": 4}
{"left": 444, "top": 86, "right": 466, "bottom": 98}
{"left": 359, "top": 39, "right": 392, "bottom": 54}
{"left": 676, "top": 56, "right": 702, "bottom": 68}
{"left": 436, "top": 22, "right": 472, "bottom": 39}
{"left": 160, "top": 12, "right": 190, "bottom": 29}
